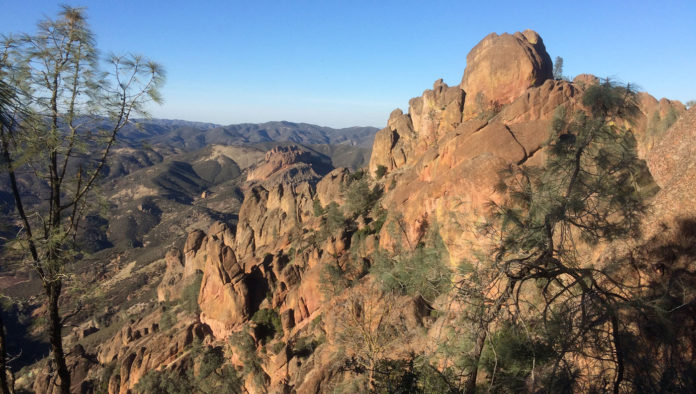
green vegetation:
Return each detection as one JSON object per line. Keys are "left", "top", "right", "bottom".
{"left": 371, "top": 357, "right": 453, "bottom": 394}
{"left": 344, "top": 170, "right": 383, "bottom": 218}
{"left": 375, "top": 165, "right": 388, "bottom": 180}
{"left": 370, "top": 224, "right": 450, "bottom": 303}
{"left": 455, "top": 80, "right": 654, "bottom": 393}
{"left": 228, "top": 329, "right": 269, "bottom": 389}
{"left": 312, "top": 197, "right": 325, "bottom": 217}
{"left": 553, "top": 56, "right": 565, "bottom": 80}
{"left": 134, "top": 345, "right": 242, "bottom": 394}
{"left": 648, "top": 106, "right": 680, "bottom": 136}
{"left": 324, "top": 202, "right": 346, "bottom": 234}
{"left": 0, "top": 7, "right": 163, "bottom": 392}
{"left": 251, "top": 308, "right": 283, "bottom": 343}
{"left": 182, "top": 273, "right": 203, "bottom": 314}
{"left": 270, "top": 341, "right": 285, "bottom": 355}
{"left": 293, "top": 334, "right": 324, "bottom": 358}
{"left": 158, "top": 273, "right": 203, "bottom": 331}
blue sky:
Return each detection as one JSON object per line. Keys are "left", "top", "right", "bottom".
{"left": 2, "top": 0, "right": 695, "bottom": 128}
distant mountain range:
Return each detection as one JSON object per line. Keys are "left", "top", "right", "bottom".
{"left": 121, "top": 119, "right": 378, "bottom": 150}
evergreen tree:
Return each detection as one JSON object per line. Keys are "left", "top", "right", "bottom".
{"left": 463, "top": 80, "right": 648, "bottom": 393}
{"left": 553, "top": 56, "right": 564, "bottom": 80}
{"left": 0, "top": 7, "right": 163, "bottom": 392}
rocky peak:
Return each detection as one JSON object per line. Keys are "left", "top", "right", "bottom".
{"left": 460, "top": 29, "right": 553, "bottom": 119}
{"left": 247, "top": 145, "right": 333, "bottom": 185}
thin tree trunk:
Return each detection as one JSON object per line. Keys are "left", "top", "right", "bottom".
{"left": 611, "top": 314, "right": 624, "bottom": 394}
{"left": 464, "top": 327, "right": 487, "bottom": 394}
{"left": 0, "top": 312, "right": 11, "bottom": 394}
{"left": 47, "top": 282, "right": 70, "bottom": 394}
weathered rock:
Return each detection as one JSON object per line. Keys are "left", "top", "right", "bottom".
{"left": 315, "top": 167, "right": 350, "bottom": 207}
{"left": 646, "top": 107, "right": 696, "bottom": 221}
{"left": 247, "top": 145, "right": 332, "bottom": 185}
{"left": 156, "top": 249, "right": 185, "bottom": 302}
{"left": 461, "top": 30, "right": 553, "bottom": 119}
{"left": 198, "top": 234, "right": 251, "bottom": 338}
{"left": 235, "top": 181, "right": 315, "bottom": 260}
{"left": 408, "top": 79, "right": 465, "bottom": 147}
{"left": 369, "top": 80, "right": 464, "bottom": 176}
{"left": 33, "top": 345, "right": 98, "bottom": 394}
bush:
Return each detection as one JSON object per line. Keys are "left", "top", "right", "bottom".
{"left": 372, "top": 357, "right": 454, "bottom": 394}
{"left": 182, "top": 272, "right": 203, "bottom": 314}
{"left": 370, "top": 226, "right": 451, "bottom": 302}
{"left": 375, "top": 165, "right": 387, "bottom": 180}
{"left": 251, "top": 308, "right": 283, "bottom": 343}
{"left": 320, "top": 255, "right": 368, "bottom": 296}
{"left": 324, "top": 202, "right": 345, "bottom": 234}
{"left": 344, "top": 176, "right": 383, "bottom": 218}
{"left": 159, "top": 306, "right": 176, "bottom": 331}
{"left": 312, "top": 198, "right": 324, "bottom": 217}
{"left": 229, "top": 330, "right": 269, "bottom": 389}
{"left": 134, "top": 346, "right": 243, "bottom": 394}
{"left": 270, "top": 341, "right": 285, "bottom": 355}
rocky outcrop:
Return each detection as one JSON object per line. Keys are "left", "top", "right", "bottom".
{"left": 461, "top": 30, "right": 553, "bottom": 119}
{"left": 156, "top": 249, "right": 185, "bottom": 302}
{"left": 92, "top": 303, "right": 212, "bottom": 394}
{"left": 315, "top": 167, "right": 350, "bottom": 207}
{"left": 368, "top": 29, "right": 685, "bottom": 264}
{"left": 635, "top": 94, "right": 687, "bottom": 158}
{"left": 235, "top": 182, "right": 315, "bottom": 260}
{"left": 198, "top": 231, "right": 258, "bottom": 338}
{"left": 40, "top": 29, "right": 693, "bottom": 394}
{"left": 33, "top": 345, "right": 99, "bottom": 394}
{"left": 646, "top": 107, "right": 696, "bottom": 222}
{"left": 247, "top": 145, "right": 332, "bottom": 185}
{"left": 369, "top": 79, "right": 464, "bottom": 176}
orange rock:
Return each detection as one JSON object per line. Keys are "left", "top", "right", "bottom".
{"left": 461, "top": 30, "right": 553, "bottom": 119}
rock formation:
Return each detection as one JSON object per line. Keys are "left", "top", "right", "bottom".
{"left": 461, "top": 30, "right": 553, "bottom": 119}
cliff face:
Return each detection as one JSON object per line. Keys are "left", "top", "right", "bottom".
{"left": 368, "top": 31, "right": 684, "bottom": 265}
{"left": 646, "top": 106, "right": 696, "bottom": 224}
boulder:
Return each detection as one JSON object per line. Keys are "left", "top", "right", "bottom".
{"left": 461, "top": 30, "right": 553, "bottom": 119}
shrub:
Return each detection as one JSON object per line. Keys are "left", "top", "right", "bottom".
{"left": 270, "top": 341, "right": 285, "bottom": 355}
{"left": 312, "top": 198, "right": 324, "bottom": 217}
{"left": 251, "top": 308, "right": 283, "bottom": 343}
{"left": 344, "top": 176, "right": 383, "bottom": 218}
{"left": 159, "top": 306, "right": 176, "bottom": 331}
{"left": 293, "top": 335, "right": 323, "bottom": 358}
{"left": 229, "top": 330, "right": 269, "bottom": 389}
{"left": 370, "top": 225, "right": 451, "bottom": 303}
{"left": 134, "top": 346, "right": 243, "bottom": 394}
{"left": 375, "top": 165, "right": 387, "bottom": 180}
{"left": 324, "top": 202, "right": 345, "bottom": 234}
{"left": 182, "top": 272, "right": 203, "bottom": 314}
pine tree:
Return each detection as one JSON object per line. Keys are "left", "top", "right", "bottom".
{"left": 463, "top": 80, "right": 648, "bottom": 393}
{"left": 0, "top": 7, "right": 164, "bottom": 392}
{"left": 553, "top": 56, "right": 564, "bottom": 80}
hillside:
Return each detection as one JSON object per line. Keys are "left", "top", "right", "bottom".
{"left": 4, "top": 30, "right": 695, "bottom": 394}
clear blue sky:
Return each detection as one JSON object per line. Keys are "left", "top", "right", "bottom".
{"left": 2, "top": 0, "right": 695, "bottom": 128}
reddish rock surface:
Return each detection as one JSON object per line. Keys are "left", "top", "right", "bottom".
{"left": 460, "top": 30, "right": 553, "bottom": 119}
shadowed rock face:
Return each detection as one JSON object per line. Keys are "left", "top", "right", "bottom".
{"left": 646, "top": 107, "right": 696, "bottom": 223}
{"left": 461, "top": 30, "right": 553, "bottom": 119}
